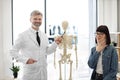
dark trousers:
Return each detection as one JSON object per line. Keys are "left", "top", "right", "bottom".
{"left": 95, "top": 73, "right": 103, "bottom": 80}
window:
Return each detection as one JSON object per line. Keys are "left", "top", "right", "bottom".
{"left": 46, "top": 0, "right": 90, "bottom": 80}
{"left": 12, "top": 0, "right": 45, "bottom": 43}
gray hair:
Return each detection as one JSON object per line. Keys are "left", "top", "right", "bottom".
{"left": 30, "top": 10, "right": 43, "bottom": 17}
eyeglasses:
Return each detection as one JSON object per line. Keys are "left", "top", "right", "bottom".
{"left": 95, "top": 32, "right": 104, "bottom": 36}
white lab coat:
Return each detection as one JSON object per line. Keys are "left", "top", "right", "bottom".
{"left": 10, "top": 28, "right": 57, "bottom": 80}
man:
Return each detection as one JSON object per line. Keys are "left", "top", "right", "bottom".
{"left": 10, "top": 10, "right": 62, "bottom": 80}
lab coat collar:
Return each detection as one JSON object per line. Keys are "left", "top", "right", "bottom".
{"left": 29, "top": 27, "right": 41, "bottom": 47}
{"left": 30, "top": 27, "right": 40, "bottom": 33}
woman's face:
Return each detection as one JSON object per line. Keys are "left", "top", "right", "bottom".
{"left": 95, "top": 32, "right": 106, "bottom": 44}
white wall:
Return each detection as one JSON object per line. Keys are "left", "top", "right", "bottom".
{"left": 0, "top": 0, "right": 12, "bottom": 79}
{"left": 118, "top": 0, "right": 120, "bottom": 31}
{"left": 0, "top": 0, "right": 4, "bottom": 79}
{"left": 97, "top": 0, "right": 117, "bottom": 32}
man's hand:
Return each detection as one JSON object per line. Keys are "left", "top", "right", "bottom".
{"left": 26, "top": 58, "right": 37, "bottom": 64}
{"left": 54, "top": 36, "right": 63, "bottom": 45}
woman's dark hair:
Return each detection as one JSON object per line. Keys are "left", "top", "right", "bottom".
{"left": 95, "top": 25, "right": 111, "bottom": 45}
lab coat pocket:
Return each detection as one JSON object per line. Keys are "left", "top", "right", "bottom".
{"left": 24, "top": 62, "right": 38, "bottom": 74}
{"left": 25, "top": 62, "right": 38, "bottom": 69}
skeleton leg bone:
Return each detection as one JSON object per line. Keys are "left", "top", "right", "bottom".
{"left": 69, "top": 60, "right": 73, "bottom": 80}
{"left": 59, "top": 60, "right": 62, "bottom": 80}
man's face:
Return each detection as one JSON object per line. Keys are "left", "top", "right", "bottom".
{"left": 30, "top": 15, "right": 43, "bottom": 27}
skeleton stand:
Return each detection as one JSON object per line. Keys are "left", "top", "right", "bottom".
{"left": 59, "top": 34, "right": 73, "bottom": 80}
{"left": 54, "top": 21, "right": 78, "bottom": 80}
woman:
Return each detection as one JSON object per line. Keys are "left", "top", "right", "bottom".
{"left": 88, "top": 25, "right": 118, "bottom": 80}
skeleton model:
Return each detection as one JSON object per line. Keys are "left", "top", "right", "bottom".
{"left": 54, "top": 21, "right": 78, "bottom": 80}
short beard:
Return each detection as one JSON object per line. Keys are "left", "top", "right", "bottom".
{"left": 34, "top": 23, "right": 41, "bottom": 27}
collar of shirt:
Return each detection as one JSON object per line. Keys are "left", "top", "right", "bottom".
{"left": 29, "top": 27, "right": 40, "bottom": 34}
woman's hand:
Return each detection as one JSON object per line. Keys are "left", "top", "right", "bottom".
{"left": 96, "top": 40, "right": 107, "bottom": 52}
{"left": 96, "top": 36, "right": 107, "bottom": 52}
{"left": 96, "top": 44, "right": 107, "bottom": 52}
